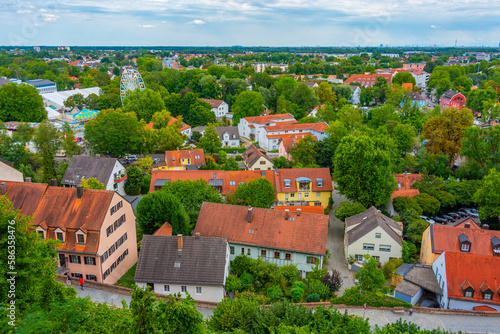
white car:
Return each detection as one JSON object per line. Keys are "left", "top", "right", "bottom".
{"left": 420, "top": 215, "right": 435, "bottom": 224}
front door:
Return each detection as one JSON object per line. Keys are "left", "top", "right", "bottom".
{"left": 147, "top": 283, "right": 154, "bottom": 291}
{"left": 59, "top": 253, "right": 66, "bottom": 267}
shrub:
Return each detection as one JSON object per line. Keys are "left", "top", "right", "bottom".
{"left": 332, "top": 287, "right": 411, "bottom": 308}
{"left": 306, "top": 293, "right": 320, "bottom": 303}
{"left": 392, "top": 196, "right": 422, "bottom": 215}
{"left": 218, "top": 147, "right": 247, "bottom": 153}
{"left": 413, "top": 193, "right": 440, "bottom": 216}
{"left": 235, "top": 154, "right": 242, "bottom": 161}
{"left": 306, "top": 280, "right": 332, "bottom": 300}
{"left": 334, "top": 201, "right": 367, "bottom": 221}
{"left": 267, "top": 286, "right": 284, "bottom": 301}
{"left": 290, "top": 287, "right": 304, "bottom": 302}
{"left": 225, "top": 275, "right": 242, "bottom": 292}
{"left": 382, "top": 258, "right": 404, "bottom": 279}
{"left": 322, "top": 270, "right": 343, "bottom": 294}
{"left": 279, "top": 264, "right": 300, "bottom": 286}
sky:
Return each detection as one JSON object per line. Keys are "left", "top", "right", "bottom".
{"left": 1, "top": 0, "right": 500, "bottom": 47}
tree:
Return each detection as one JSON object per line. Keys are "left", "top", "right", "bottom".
{"left": 316, "top": 103, "right": 337, "bottom": 124}
{"left": 151, "top": 109, "right": 174, "bottom": 129}
{"left": 392, "top": 72, "right": 416, "bottom": 86}
{"left": 135, "top": 191, "right": 190, "bottom": 235}
{"left": 33, "top": 120, "right": 61, "bottom": 183}
{"left": 316, "top": 82, "right": 337, "bottom": 106}
{"left": 223, "top": 157, "right": 239, "bottom": 171}
{"left": 392, "top": 196, "right": 422, "bottom": 215}
{"left": 61, "top": 123, "right": 81, "bottom": 158}
{"left": 124, "top": 166, "right": 144, "bottom": 196}
{"left": 406, "top": 217, "right": 429, "bottom": 244}
{"left": 473, "top": 168, "right": 500, "bottom": 225}
{"left": 64, "top": 93, "right": 85, "bottom": 109}
{"left": 231, "top": 91, "right": 265, "bottom": 125}
{"left": 413, "top": 193, "right": 441, "bottom": 216}
{"left": 80, "top": 177, "right": 106, "bottom": 190}
{"left": 267, "top": 286, "right": 284, "bottom": 301}
{"left": 0, "top": 83, "right": 46, "bottom": 122}
{"left": 136, "top": 156, "right": 153, "bottom": 175}
{"left": 322, "top": 269, "right": 343, "bottom": 294}
{"left": 191, "top": 131, "right": 202, "bottom": 142}
{"left": 334, "top": 135, "right": 396, "bottom": 207}
{"left": 157, "top": 125, "right": 186, "bottom": 152}
{"left": 291, "top": 83, "right": 320, "bottom": 119}
{"left": 122, "top": 88, "right": 165, "bottom": 123}
{"left": 290, "top": 281, "right": 305, "bottom": 302}
{"left": 423, "top": 107, "right": 473, "bottom": 165}
{"left": 290, "top": 134, "right": 318, "bottom": 167}
{"left": 273, "top": 156, "right": 294, "bottom": 169}
{"left": 228, "top": 178, "right": 276, "bottom": 208}
{"left": 393, "top": 123, "right": 416, "bottom": 155}
{"left": 382, "top": 259, "right": 404, "bottom": 279}
{"left": 461, "top": 125, "right": 500, "bottom": 173}
{"left": 84, "top": 109, "right": 142, "bottom": 158}
{"left": 334, "top": 201, "right": 367, "bottom": 221}
{"left": 197, "top": 125, "right": 222, "bottom": 153}
{"left": 354, "top": 255, "right": 387, "bottom": 292}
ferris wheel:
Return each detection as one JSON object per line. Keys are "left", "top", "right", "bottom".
{"left": 120, "top": 67, "right": 145, "bottom": 102}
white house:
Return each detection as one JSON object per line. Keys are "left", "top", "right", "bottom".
{"left": 194, "top": 203, "right": 329, "bottom": 279}
{"left": 257, "top": 122, "right": 328, "bottom": 151}
{"left": 344, "top": 206, "right": 403, "bottom": 265}
{"left": 238, "top": 113, "right": 296, "bottom": 141}
{"left": 134, "top": 234, "right": 230, "bottom": 303}
{"left": 27, "top": 79, "right": 57, "bottom": 94}
{"left": 349, "top": 85, "right": 361, "bottom": 105}
{"left": 200, "top": 99, "right": 229, "bottom": 118}
{"left": 61, "top": 155, "right": 127, "bottom": 195}
{"left": 192, "top": 126, "right": 240, "bottom": 148}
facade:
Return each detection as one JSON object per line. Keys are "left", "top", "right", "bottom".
{"left": 278, "top": 134, "right": 317, "bottom": 161}
{"left": 194, "top": 203, "right": 329, "bottom": 278}
{"left": 344, "top": 207, "right": 403, "bottom": 265}
{"left": 440, "top": 90, "right": 466, "bottom": 109}
{"left": 135, "top": 235, "right": 230, "bottom": 303}
{"left": 400, "top": 92, "right": 426, "bottom": 108}
{"left": 258, "top": 122, "right": 327, "bottom": 151}
{"left": 61, "top": 155, "right": 127, "bottom": 195}
{"left": 2, "top": 181, "right": 138, "bottom": 284}
{"left": 162, "top": 57, "right": 180, "bottom": 69}
{"left": 242, "top": 144, "right": 273, "bottom": 171}
{"left": 238, "top": 113, "right": 296, "bottom": 141}
{"left": 343, "top": 73, "right": 393, "bottom": 87}
{"left": 163, "top": 149, "right": 206, "bottom": 171}
{"left": 200, "top": 99, "right": 229, "bottom": 118}
{"left": 27, "top": 79, "right": 57, "bottom": 94}
{"left": 0, "top": 161, "right": 23, "bottom": 182}
{"left": 275, "top": 168, "right": 332, "bottom": 208}
{"left": 432, "top": 252, "right": 500, "bottom": 311}
{"left": 403, "top": 63, "right": 426, "bottom": 71}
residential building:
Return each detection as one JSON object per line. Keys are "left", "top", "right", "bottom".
{"left": 394, "top": 263, "right": 442, "bottom": 305}
{"left": 238, "top": 113, "right": 296, "bottom": 141}
{"left": 275, "top": 168, "right": 332, "bottom": 208}
{"left": 274, "top": 205, "right": 325, "bottom": 215}
{"left": 349, "top": 85, "right": 361, "bottom": 105}
{"left": 344, "top": 206, "right": 403, "bottom": 265}
{"left": 0, "top": 161, "right": 23, "bottom": 182}
{"left": 242, "top": 144, "right": 273, "bottom": 171}
{"left": 343, "top": 73, "right": 393, "bottom": 87}
{"left": 163, "top": 149, "right": 206, "bottom": 171}
{"left": 420, "top": 219, "right": 498, "bottom": 265}
{"left": 403, "top": 63, "right": 426, "bottom": 71}
{"left": 387, "top": 173, "right": 422, "bottom": 215}
{"left": 259, "top": 122, "right": 327, "bottom": 151}
{"left": 307, "top": 104, "right": 325, "bottom": 118}
{"left": 440, "top": 90, "right": 466, "bottom": 109}
{"left": 162, "top": 57, "right": 180, "bottom": 69}
{"left": 193, "top": 126, "right": 240, "bottom": 148}
{"left": 194, "top": 203, "right": 329, "bottom": 278}
{"left": 61, "top": 155, "right": 127, "bottom": 195}
{"left": 1, "top": 181, "right": 138, "bottom": 284}
{"left": 278, "top": 134, "right": 317, "bottom": 161}
{"left": 26, "top": 79, "right": 57, "bottom": 94}
{"left": 403, "top": 92, "right": 426, "bottom": 108}
{"left": 134, "top": 234, "right": 230, "bottom": 303}
{"left": 432, "top": 252, "right": 500, "bottom": 311}
{"left": 200, "top": 99, "right": 229, "bottom": 118}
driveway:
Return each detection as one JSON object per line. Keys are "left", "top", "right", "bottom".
{"left": 326, "top": 184, "right": 355, "bottom": 295}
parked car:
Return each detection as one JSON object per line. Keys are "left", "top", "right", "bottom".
{"left": 461, "top": 208, "right": 479, "bottom": 218}
{"left": 419, "top": 298, "right": 440, "bottom": 308}
{"left": 153, "top": 158, "right": 161, "bottom": 163}
{"left": 420, "top": 215, "right": 435, "bottom": 224}
{"left": 126, "top": 155, "right": 138, "bottom": 161}
{"left": 447, "top": 212, "right": 461, "bottom": 219}
{"left": 433, "top": 216, "right": 448, "bottom": 224}
{"left": 442, "top": 214, "right": 455, "bottom": 222}
{"left": 457, "top": 210, "right": 469, "bottom": 217}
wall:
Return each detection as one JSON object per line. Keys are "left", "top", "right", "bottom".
{"left": 432, "top": 252, "right": 448, "bottom": 309}
{"left": 345, "top": 225, "right": 402, "bottom": 265}
{"left": 104, "top": 160, "right": 126, "bottom": 196}
{"left": 136, "top": 282, "right": 226, "bottom": 303}
{"left": 449, "top": 298, "right": 500, "bottom": 311}
{"left": 248, "top": 156, "right": 274, "bottom": 171}
{"left": 420, "top": 226, "right": 439, "bottom": 265}
{"left": 276, "top": 190, "right": 330, "bottom": 209}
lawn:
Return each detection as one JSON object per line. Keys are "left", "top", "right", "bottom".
{"left": 115, "top": 263, "right": 137, "bottom": 289}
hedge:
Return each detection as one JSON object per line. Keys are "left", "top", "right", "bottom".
{"left": 332, "top": 287, "right": 412, "bottom": 308}
{"left": 218, "top": 147, "right": 247, "bottom": 153}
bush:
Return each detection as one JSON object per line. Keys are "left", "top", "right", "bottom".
{"left": 334, "top": 201, "right": 367, "bottom": 221}
{"left": 332, "top": 287, "right": 411, "bottom": 308}
{"left": 267, "top": 286, "right": 284, "bottom": 301}
{"left": 218, "top": 147, "right": 247, "bottom": 153}
{"left": 392, "top": 196, "right": 422, "bottom": 215}
{"left": 235, "top": 154, "right": 242, "bottom": 161}
{"left": 413, "top": 193, "right": 440, "bottom": 216}
{"left": 306, "top": 280, "right": 332, "bottom": 300}
{"left": 225, "top": 275, "right": 242, "bottom": 292}
{"left": 290, "top": 286, "right": 304, "bottom": 302}
{"left": 382, "top": 258, "right": 404, "bottom": 279}
{"left": 322, "top": 270, "right": 343, "bottom": 294}
{"left": 306, "top": 293, "right": 320, "bottom": 303}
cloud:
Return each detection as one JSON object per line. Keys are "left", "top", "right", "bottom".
{"left": 430, "top": 24, "right": 439, "bottom": 28}
{"left": 188, "top": 19, "right": 206, "bottom": 25}
{"left": 42, "top": 14, "right": 60, "bottom": 22}
{"left": 138, "top": 24, "right": 155, "bottom": 28}
{"left": 17, "top": 10, "right": 33, "bottom": 14}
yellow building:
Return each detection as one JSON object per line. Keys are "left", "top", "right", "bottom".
{"left": 275, "top": 168, "right": 332, "bottom": 209}
{"left": 159, "top": 149, "right": 206, "bottom": 171}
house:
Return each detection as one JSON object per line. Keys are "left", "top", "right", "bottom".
{"left": 440, "top": 90, "right": 466, "bottom": 110}
{"left": 275, "top": 168, "right": 332, "bottom": 208}
{"left": 162, "top": 57, "right": 180, "bottom": 70}
{"left": 274, "top": 205, "right": 325, "bottom": 215}
{"left": 0, "top": 161, "right": 23, "bottom": 182}
{"left": 349, "top": 85, "right": 361, "bottom": 105}
{"left": 432, "top": 252, "right": 500, "bottom": 310}
{"left": 307, "top": 104, "right": 325, "bottom": 118}
{"left": 403, "top": 92, "right": 426, "bottom": 108}
{"left": 258, "top": 122, "right": 327, "bottom": 151}
{"left": 134, "top": 234, "right": 230, "bottom": 303}
{"left": 387, "top": 173, "right": 422, "bottom": 215}
{"left": 403, "top": 63, "right": 426, "bottom": 71}
{"left": 344, "top": 206, "right": 403, "bottom": 265}
{"left": 1, "top": 180, "right": 138, "bottom": 284}
{"left": 163, "top": 149, "right": 205, "bottom": 171}
{"left": 146, "top": 117, "right": 191, "bottom": 140}
{"left": 26, "top": 79, "right": 57, "bottom": 94}
{"left": 394, "top": 263, "right": 442, "bottom": 305}
{"left": 420, "top": 218, "right": 498, "bottom": 265}
{"left": 242, "top": 144, "right": 273, "bottom": 171}
{"left": 200, "top": 99, "right": 229, "bottom": 119}
{"left": 343, "top": 73, "right": 393, "bottom": 87}
{"left": 278, "top": 134, "right": 317, "bottom": 161}
{"left": 238, "top": 113, "right": 296, "bottom": 141}
{"left": 193, "top": 203, "right": 329, "bottom": 278}
{"left": 193, "top": 126, "right": 240, "bottom": 148}
{"left": 61, "top": 155, "right": 127, "bottom": 195}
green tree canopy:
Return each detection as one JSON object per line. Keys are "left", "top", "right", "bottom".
{"left": 392, "top": 72, "right": 416, "bottom": 86}
{"left": 122, "top": 88, "right": 165, "bottom": 123}
{"left": 228, "top": 178, "right": 276, "bottom": 208}
{"left": 197, "top": 124, "right": 222, "bottom": 153}
{"left": 413, "top": 193, "right": 441, "bottom": 216}
{"left": 290, "top": 134, "right": 318, "bottom": 167}
{"left": 124, "top": 166, "right": 144, "bottom": 196}
{"left": 0, "top": 83, "right": 46, "bottom": 122}
{"left": 473, "top": 168, "right": 500, "bottom": 227}
{"left": 334, "top": 201, "right": 367, "bottom": 221}
{"left": 231, "top": 91, "right": 265, "bottom": 125}
{"left": 80, "top": 177, "right": 106, "bottom": 190}
{"left": 354, "top": 255, "right": 387, "bottom": 292}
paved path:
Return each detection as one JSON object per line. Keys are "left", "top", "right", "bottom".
{"left": 326, "top": 185, "right": 355, "bottom": 295}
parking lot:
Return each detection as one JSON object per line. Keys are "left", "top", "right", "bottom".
{"left": 421, "top": 208, "right": 480, "bottom": 226}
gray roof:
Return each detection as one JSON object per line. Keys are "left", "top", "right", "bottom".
{"left": 216, "top": 126, "right": 240, "bottom": 141}
{"left": 0, "top": 78, "right": 11, "bottom": 88}
{"left": 61, "top": 155, "right": 119, "bottom": 186}
{"left": 122, "top": 195, "right": 142, "bottom": 210}
{"left": 397, "top": 263, "right": 415, "bottom": 277}
{"left": 409, "top": 92, "right": 425, "bottom": 101}
{"left": 346, "top": 206, "right": 403, "bottom": 246}
{"left": 491, "top": 236, "right": 500, "bottom": 247}
{"left": 458, "top": 233, "right": 470, "bottom": 243}
{"left": 191, "top": 126, "right": 206, "bottom": 133}
{"left": 134, "top": 235, "right": 228, "bottom": 286}
{"left": 394, "top": 279, "right": 422, "bottom": 297}
{"left": 208, "top": 178, "right": 223, "bottom": 187}
{"left": 402, "top": 264, "right": 442, "bottom": 295}
{"left": 26, "top": 79, "right": 56, "bottom": 87}
{"left": 154, "top": 179, "right": 170, "bottom": 187}
{"left": 441, "top": 90, "right": 461, "bottom": 100}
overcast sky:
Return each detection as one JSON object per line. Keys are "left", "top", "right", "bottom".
{"left": 1, "top": 0, "right": 499, "bottom": 47}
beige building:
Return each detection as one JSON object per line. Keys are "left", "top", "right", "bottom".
{"left": 0, "top": 161, "right": 23, "bottom": 182}
{"left": 242, "top": 144, "right": 273, "bottom": 171}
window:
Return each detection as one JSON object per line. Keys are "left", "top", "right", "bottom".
{"left": 290, "top": 193, "right": 295, "bottom": 198}
{"left": 181, "top": 286, "right": 187, "bottom": 292}
{"left": 123, "top": 232, "right": 127, "bottom": 241}
{"left": 285, "top": 193, "right": 289, "bottom": 200}
{"left": 316, "top": 192, "right": 320, "bottom": 198}
{"left": 304, "top": 193, "right": 309, "bottom": 198}
{"left": 285, "top": 253, "right": 291, "bottom": 260}
{"left": 261, "top": 250, "right": 267, "bottom": 257}
{"left": 461, "top": 243, "right": 470, "bottom": 252}
{"left": 247, "top": 249, "right": 251, "bottom": 256}
{"left": 230, "top": 181, "right": 235, "bottom": 186}
{"left": 316, "top": 178, "right": 323, "bottom": 187}
{"left": 86, "top": 274, "right": 97, "bottom": 281}
{"left": 57, "top": 232, "right": 64, "bottom": 242}
{"left": 77, "top": 234, "right": 85, "bottom": 244}
{"left": 284, "top": 179, "right": 291, "bottom": 188}
{"left": 379, "top": 245, "right": 391, "bottom": 252}
{"left": 484, "top": 293, "right": 492, "bottom": 300}
{"left": 164, "top": 285, "right": 170, "bottom": 292}
{"left": 355, "top": 254, "right": 363, "bottom": 262}
{"left": 69, "top": 255, "right": 81, "bottom": 264}
{"left": 109, "top": 244, "right": 116, "bottom": 256}
{"left": 71, "top": 272, "right": 83, "bottom": 278}
{"left": 298, "top": 182, "right": 310, "bottom": 191}
{"left": 230, "top": 246, "right": 234, "bottom": 255}
{"left": 123, "top": 249, "right": 129, "bottom": 258}
{"left": 110, "top": 206, "right": 116, "bottom": 215}
{"left": 116, "top": 254, "right": 123, "bottom": 265}
{"left": 373, "top": 256, "right": 380, "bottom": 261}
{"left": 314, "top": 202, "right": 322, "bottom": 206}
{"left": 102, "top": 251, "right": 109, "bottom": 263}
{"left": 103, "top": 269, "right": 110, "bottom": 280}
{"left": 196, "top": 287, "right": 202, "bottom": 294}
{"left": 363, "top": 243, "right": 375, "bottom": 251}
{"left": 465, "top": 291, "right": 473, "bottom": 298}
{"left": 117, "top": 201, "right": 123, "bottom": 210}
{"left": 274, "top": 252, "right": 280, "bottom": 259}
{"left": 106, "top": 225, "right": 113, "bottom": 237}
{"left": 306, "top": 256, "right": 316, "bottom": 264}
{"left": 110, "top": 261, "right": 117, "bottom": 272}
{"left": 375, "top": 233, "right": 381, "bottom": 239}
{"left": 260, "top": 160, "right": 266, "bottom": 165}
{"left": 84, "top": 256, "right": 96, "bottom": 265}
{"left": 241, "top": 248, "right": 245, "bottom": 255}
{"left": 38, "top": 231, "right": 44, "bottom": 239}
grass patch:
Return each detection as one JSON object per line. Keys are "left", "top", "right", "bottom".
{"left": 115, "top": 263, "right": 137, "bottom": 289}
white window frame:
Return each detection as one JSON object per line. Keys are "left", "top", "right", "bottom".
{"left": 164, "top": 285, "right": 170, "bottom": 292}
{"left": 196, "top": 287, "right": 202, "bottom": 294}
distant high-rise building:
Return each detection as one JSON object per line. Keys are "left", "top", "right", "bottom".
{"left": 380, "top": 44, "right": 383, "bottom": 47}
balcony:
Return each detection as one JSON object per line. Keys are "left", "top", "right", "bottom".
{"left": 114, "top": 174, "right": 127, "bottom": 183}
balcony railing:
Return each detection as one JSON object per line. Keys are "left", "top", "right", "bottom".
{"left": 114, "top": 175, "right": 127, "bottom": 183}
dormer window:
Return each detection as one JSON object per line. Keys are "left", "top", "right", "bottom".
{"left": 461, "top": 243, "right": 470, "bottom": 252}
{"left": 491, "top": 237, "right": 500, "bottom": 255}
{"left": 316, "top": 178, "right": 323, "bottom": 187}
{"left": 480, "top": 281, "right": 494, "bottom": 300}
{"left": 38, "top": 231, "right": 44, "bottom": 239}
{"left": 76, "top": 229, "right": 86, "bottom": 245}
{"left": 462, "top": 279, "right": 475, "bottom": 299}
{"left": 284, "top": 179, "right": 291, "bottom": 188}
{"left": 458, "top": 234, "right": 471, "bottom": 252}
{"left": 54, "top": 227, "right": 66, "bottom": 243}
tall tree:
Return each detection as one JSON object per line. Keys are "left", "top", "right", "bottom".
{"left": 473, "top": 168, "right": 500, "bottom": 228}
{"left": 290, "top": 83, "right": 320, "bottom": 119}
{"left": 290, "top": 134, "right": 318, "bottom": 167}
{"left": 316, "top": 82, "right": 337, "bottom": 106}
{"left": 392, "top": 72, "right": 416, "bottom": 86}
{"left": 354, "top": 255, "right": 387, "bottom": 292}
{"left": 197, "top": 125, "right": 222, "bottom": 153}
{"left": 228, "top": 178, "right": 276, "bottom": 208}
{"left": 393, "top": 123, "right": 416, "bottom": 155}
{"left": 461, "top": 125, "right": 500, "bottom": 173}
{"left": 124, "top": 166, "right": 144, "bottom": 196}
{"left": 0, "top": 83, "right": 46, "bottom": 122}
{"left": 61, "top": 123, "right": 81, "bottom": 158}
{"left": 231, "top": 91, "right": 265, "bottom": 125}
{"left": 33, "top": 120, "right": 61, "bottom": 183}
{"left": 122, "top": 88, "right": 165, "bottom": 123}
{"left": 334, "top": 135, "right": 396, "bottom": 207}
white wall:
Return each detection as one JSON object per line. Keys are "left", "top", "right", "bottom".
{"left": 345, "top": 225, "right": 402, "bottom": 265}
{"left": 104, "top": 160, "right": 126, "bottom": 195}
{"left": 137, "top": 282, "right": 226, "bottom": 303}
{"left": 449, "top": 298, "right": 500, "bottom": 311}
{"left": 432, "top": 252, "right": 448, "bottom": 309}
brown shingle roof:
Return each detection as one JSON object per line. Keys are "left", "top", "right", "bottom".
{"left": 134, "top": 235, "right": 228, "bottom": 286}
{"left": 194, "top": 202, "right": 329, "bottom": 255}
{"left": 243, "top": 144, "right": 272, "bottom": 167}
{"left": 62, "top": 155, "right": 120, "bottom": 186}
{"left": 2, "top": 181, "right": 48, "bottom": 216}
{"left": 346, "top": 206, "right": 403, "bottom": 246}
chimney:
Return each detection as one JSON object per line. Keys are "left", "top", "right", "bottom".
{"left": 285, "top": 209, "right": 289, "bottom": 221}
{"left": 297, "top": 208, "right": 301, "bottom": 217}
{"left": 247, "top": 206, "right": 253, "bottom": 223}
{"left": 95, "top": 154, "right": 100, "bottom": 159}
{"left": 50, "top": 178, "right": 57, "bottom": 186}
{"left": 25, "top": 177, "right": 31, "bottom": 183}
{"left": 261, "top": 170, "right": 265, "bottom": 177}
{"left": 177, "top": 234, "right": 183, "bottom": 250}
{"left": 483, "top": 224, "right": 489, "bottom": 230}
{"left": 404, "top": 171, "right": 407, "bottom": 177}
{"left": 76, "top": 185, "right": 83, "bottom": 199}
{"left": 464, "top": 222, "right": 470, "bottom": 228}
{"left": 195, "top": 232, "right": 200, "bottom": 239}
{"left": 176, "top": 147, "right": 179, "bottom": 152}
{"left": 0, "top": 182, "right": 6, "bottom": 195}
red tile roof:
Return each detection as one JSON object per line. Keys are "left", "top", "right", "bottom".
{"left": 274, "top": 205, "right": 325, "bottom": 215}
{"left": 200, "top": 98, "right": 224, "bottom": 108}
{"left": 194, "top": 202, "right": 329, "bottom": 255}
{"left": 343, "top": 73, "right": 393, "bottom": 86}
{"left": 243, "top": 113, "right": 295, "bottom": 124}
{"left": 165, "top": 149, "right": 205, "bottom": 168}
{"left": 265, "top": 122, "right": 327, "bottom": 133}
{"left": 2, "top": 181, "right": 49, "bottom": 216}
{"left": 473, "top": 305, "right": 498, "bottom": 312}
{"left": 225, "top": 170, "right": 275, "bottom": 195}
{"left": 275, "top": 168, "right": 332, "bottom": 193}
{"left": 145, "top": 116, "right": 191, "bottom": 131}
{"left": 444, "top": 252, "right": 500, "bottom": 305}
{"left": 391, "top": 173, "right": 422, "bottom": 199}
{"left": 153, "top": 222, "right": 173, "bottom": 236}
